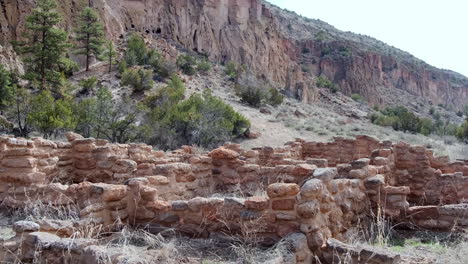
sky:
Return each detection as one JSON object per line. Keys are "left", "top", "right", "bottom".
{"left": 267, "top": 0, "right": 468, "bottom": 77}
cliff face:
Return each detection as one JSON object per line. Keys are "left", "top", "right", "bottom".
{"left": 1, "top": 0, "right": 467, "bottom": 109}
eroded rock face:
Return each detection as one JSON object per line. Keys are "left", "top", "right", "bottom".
{"left": 1, "top": 0, "right": 467, "bottom": 108}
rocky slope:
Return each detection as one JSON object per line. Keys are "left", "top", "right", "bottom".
{"left": 1, "top": 0, "right": 467, "bottom": 109}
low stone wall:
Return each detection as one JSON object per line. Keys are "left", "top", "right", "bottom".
{"left": 1, "top": 132, "right": 468, "bottom": 263}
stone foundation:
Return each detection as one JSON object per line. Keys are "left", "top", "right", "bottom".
{"left": 1, "top": 132, "right": 467, "bottom": 263}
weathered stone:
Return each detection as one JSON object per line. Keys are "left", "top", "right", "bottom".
{"left": 242, "top": 196, "right": 268, "bottom": 210}
{"left": 351, "top": 158, "right": 370, "bottom": 169}
{"left": 272, "top": 199, "right": 296, "bottom": 210}
{"left": 267, "top": 183, "right": 300, "bottom": 198}
{"left": 297, "top": 201, "right": 319, "bottom": 218}
{"left": 208, "top": 147, "right": 239, "bottom": 159}
{"left": 300, "top": 179, "right": 324, "bottom": 198}
{"left": 313, "top": 168, "right": 337, "bottom": 182}
{"left": 13, "top": 221, "right": 40, "bottom": 233}
{"left": 171, "top": 200, "right": 189, "bottom": 211}
{"left": 292, "top": 164, "right": 316, "bottom": 176}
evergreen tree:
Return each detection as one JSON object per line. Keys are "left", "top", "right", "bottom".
{"left": 14, "top": 0, "right": 74, "bottom": 90}
{"left": 7, "top": 84, "right": 33, "bottom": 137}
{"left": 102, "top": 41, "right": 118, "bottom": 73}
{"left": 27, "top": 90, "right": 74, "bottom": 138}
{"left": 0, "top": 65, "right": 13, "bottom": 109}
{"left": 73, "top": 97, "right": 97, "bottom": 138}
{"left": 74, "top": 7, "right": 105, "bottom": 71}
{"left": 95, "top": 86, "right": 113, "bottom": 139}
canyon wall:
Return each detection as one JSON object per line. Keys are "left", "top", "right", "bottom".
{"left": 1, "top": 0, "right": 467, "bottom": 108}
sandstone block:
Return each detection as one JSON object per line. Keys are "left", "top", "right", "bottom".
{"left": 272, "top": 199, "right": 296, "bottom": 210}
{"left": 112, "top": 159, "right": 137, "bottom": 173}
{"left": 382, "top": 186, "right": 410, "bottom": 195}
{"left": 349, "top": 169, "right": 366, "bottom": 179}
{"left": 2, "top": 157, "right": 36, "bottom": 168}
{"left": 313, "top": 168, "right": 337, "bottom": 182}
{"left": 306, "top": 158, "right": 328, "bottom": 168}
{"left": 292, "top": 164, "right": 316, "bottom": 176}
{"left": 65, "top": 132, "right": 84, "bottom": 142}
{"left": 297, "top": 201, "right": 319, "bottom": 218}
{"left": 147, "top": 175, "right": 170, "bottom": 185}
{"left": 364, "top": 174, "right": 385, "bottom": 189}
{"left": 267, "top": 183, "right": 300, "bottom": 198}
{"left": 175, "top": 173, "right": 196, "bottom": 182}
{"left": 187, "top": 197, "right": 208, "bottom": 211}
{"left": 245, "top": 196, "right": 269, "bottom": 210}
{"left": 300, "top": 179, "right": 324, "bottom": 198}
{"left": 147, "top": 200, "right": 171, "bottom": 211}
{"left": 351, "top": 158, "right": 370, "bottom": 169}
{"left": 208, "top": 147, "right": 239, "bottom": 159}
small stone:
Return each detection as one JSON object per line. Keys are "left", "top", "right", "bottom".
{"left": 245, "top": 196, "right": 269, "bottom": 210}
{"left": 208, "top": 147, "right": 239, "bottom": 159}
{"left": 171, "top": 200, "right": 188, "bottom": 211}
{"left": 351, "top": 158, "right": 370, "bottom": 169}
{"left": 300, "top": 179, "right": 324, "bottom": 198}
{"left": 297, "top": 201, "right": 319, "bottom": 218}
{"left": 313, "top": 168, "right": 337, "bottom": 182}
{"left": 13, "top": 221, "right": 40, "bottom": 233}
{"left": 272, "top": 199, "right": 296, "bottom": 210}
{"left": 292, "top": 164, "right": 316, "bottom": 176}
{"left": 267, "top": 183, "right": 300, "bottom": 198}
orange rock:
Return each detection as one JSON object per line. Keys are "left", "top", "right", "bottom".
{"left": 267, "top": 183, "right": 300, "bottom": 198}
{"left": 208, "top": 147, "right": 239, "bottom": 160}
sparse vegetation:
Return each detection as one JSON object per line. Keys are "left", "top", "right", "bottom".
{"left": 351, "top": 93, "right": 364, "bottom": 102}
{"left": 142, "top": 76, "right": 250, "bottom": 150}
{"left": 370, "top": 106, "right": 462, "bottom": 138}
{"left": 121, "top": 67, "right": 154, "bottom": 92}
{"left": 315, "top": 75, "right": 339, "bottom": 93}
{"left": 176, "top": 54, "right": 197, "bottom": 76}
{"left": 225, "top": 61, "right": 240, "bottom": 80}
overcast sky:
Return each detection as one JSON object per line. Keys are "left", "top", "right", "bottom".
{"left": 268, "top": 0, "right": 468, "bottom": 77}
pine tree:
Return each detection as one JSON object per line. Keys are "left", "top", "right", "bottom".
{"left": 13, "top": 0, "right": 73, "bottom": 90}
{"left": 0, "top": 65, "right": 13, "bottom": 109}
{"left": 75, "top": 7, "right": 105, "bottom": 71}
{"left": 102, "top": 41, "right": 118, "bottom": 73}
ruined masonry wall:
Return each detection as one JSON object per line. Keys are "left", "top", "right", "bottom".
{"left": 1, "top": 132, "right": 468, "bottom": 250}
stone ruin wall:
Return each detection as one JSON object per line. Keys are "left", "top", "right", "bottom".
{"left": 1, "top": 133, "right": 468, "bottom": 263}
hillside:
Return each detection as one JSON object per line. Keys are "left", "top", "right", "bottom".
{"left": 1, "top": 0, "right": 468, "bottom": 110}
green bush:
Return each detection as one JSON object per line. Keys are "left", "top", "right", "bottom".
{"left": 225, "top": 61, "right": 239, "bottom": 79}
{"left": 79, "top": 76, "right": 98, "bottom": 94}
{"left": 197, "top": 60, "right": 211, "bottom": 74}
{"left": 176, "top": 55, "right": 197, "bottom": 76}
{"left": 267, "top": 88, "right": 284, "bottom": 106}
{"left": 0, "top": 65, "right": 13, "bottom": 108}
{"left": 456, "top": 121, "right": 468, "bottom": 143}
{"left": 316, "top": 75, "right": 339, "bottom": 93}
{"left": 236, "top": 84, "right": 265, "bottom": 108}
{"left": 124, "top": 34, "right": 148, "bottom": 66}
{"left": 351, "top": 93, "right": 364, "bottom": 102}
{"left": 370, "top": 106, "right": 462, "bottom": 137}
{"left": 143, "top": 76, "right": 250, "bottom": 150}
{"left": 121, "top": 67, "right": 154, "bottom": 92}
{"left": 28, "top": 90, "right": 74, "bottom": 138}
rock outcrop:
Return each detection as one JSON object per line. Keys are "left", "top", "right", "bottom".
{"left": 1, "top": 0, "right": 467, "bottom": 108}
